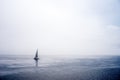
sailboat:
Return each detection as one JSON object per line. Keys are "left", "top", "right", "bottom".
{"left": 34, "top": 49, "right": 39, "bottom": 60}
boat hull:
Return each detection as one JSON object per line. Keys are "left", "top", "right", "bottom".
{"left": 34, "top": 57, "right": 39, "bottom": 60}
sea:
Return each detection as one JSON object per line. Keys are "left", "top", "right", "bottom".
{"left": 0, "top": 55, "right": 120, "bottom": 80}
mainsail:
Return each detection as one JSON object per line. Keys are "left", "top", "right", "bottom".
{"left": 34, "top": 49, "right": 39, "bottom": 60}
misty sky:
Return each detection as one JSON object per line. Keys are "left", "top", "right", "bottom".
{"left": 0, "top": 0, "right": 120, "bottom": 55}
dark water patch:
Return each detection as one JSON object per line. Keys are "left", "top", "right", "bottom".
{"left": 0, "top": 68, "right": 120, "bottom": 80}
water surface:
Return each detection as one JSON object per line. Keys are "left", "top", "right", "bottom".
{"left": 0, "top": 55, "right": 120, "bottom": 80}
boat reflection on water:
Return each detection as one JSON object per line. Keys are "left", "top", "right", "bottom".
{"left": 35, "top": 60, "right": 38, "bottom": 67}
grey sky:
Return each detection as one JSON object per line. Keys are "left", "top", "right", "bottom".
{"left": 0, "top": 0, "right": 120, "bottom": 55}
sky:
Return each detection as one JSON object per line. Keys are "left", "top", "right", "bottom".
{"left": 0, "top": 0, "right": 120, "bottom": 55}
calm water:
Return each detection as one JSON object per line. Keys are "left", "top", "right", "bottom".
{"left": 0, "top": 55, "right": 120, "bottom": 80}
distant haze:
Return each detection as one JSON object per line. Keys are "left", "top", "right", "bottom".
{"left": 0, "top": 0, "right": 120, "bottom": 55}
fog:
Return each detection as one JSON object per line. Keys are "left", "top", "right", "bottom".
{"left": 0, "top": 0, "right": 120, "bottom": 55}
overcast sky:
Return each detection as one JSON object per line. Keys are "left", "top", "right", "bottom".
{"left": 0, "top": 0, "right": 120, "bottom": 55}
